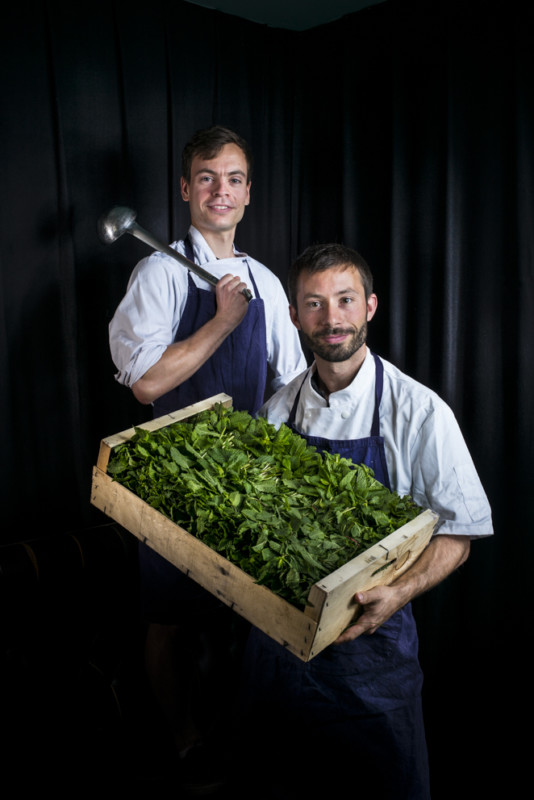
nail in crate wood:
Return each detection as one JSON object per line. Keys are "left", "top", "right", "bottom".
{"left": 90, "top": 393, "right": 439, "bottom": 661}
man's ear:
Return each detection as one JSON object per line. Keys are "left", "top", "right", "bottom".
{"left": 367, "top": 293, "right": 378, "bottom": 322}
{"left": 289, "top": 304, "right": 301, "bottom": 330}
{"left": 180, "top": 176, "right": 190, "bottom": 202}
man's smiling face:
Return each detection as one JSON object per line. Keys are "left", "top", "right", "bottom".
{"left": 290, "top": 264, "right": 377, "bottom": 365}
{"left": 180, "top": 143, "right": 251, "bottom": 239}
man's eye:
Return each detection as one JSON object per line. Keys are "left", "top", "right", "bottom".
{"left": 341, "top": 297, "right": 353, "bottom": 304}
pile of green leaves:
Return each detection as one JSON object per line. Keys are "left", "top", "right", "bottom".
{"left": 107, "top": 404, "right": 422, "bottom": 608}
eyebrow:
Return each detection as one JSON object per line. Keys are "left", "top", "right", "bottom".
{"left": 194, "top": 167, "right": 247, "bottom": 178}
{"left": 302, "top": 287, "right": 358, "bottom": 299}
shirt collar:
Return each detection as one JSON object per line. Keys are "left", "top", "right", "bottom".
{"left": 307, "top": 348, "right": 375, "bottom": 406}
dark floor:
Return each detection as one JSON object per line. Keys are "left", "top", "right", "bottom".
{"left": 1, "top": 523, "right": 514, "bottom": 798}
{"left": 2, "top": 609, "right": 244, "bottom": 796}
{"left": 0, "top": 522, "right": 253, "bottom": 795}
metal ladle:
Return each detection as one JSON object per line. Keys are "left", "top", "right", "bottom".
{"left": 97, "top": 206, "right": 252, "bottom": 302}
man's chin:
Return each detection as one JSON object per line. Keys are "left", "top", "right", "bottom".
{"left": 315, "top": 347, "right": 357, "bottom": 363}
{"left": 306, "top": 337, "right": 366, "bottom": 363}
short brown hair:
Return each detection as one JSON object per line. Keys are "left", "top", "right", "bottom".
{"left": 288, "top": 243, "right": 374, "bottom": 307}
{"left": 181, "top": 126, "right": 253, "bottom": 182}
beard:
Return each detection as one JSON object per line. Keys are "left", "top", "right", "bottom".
{"left": 300, "top": 321, "right": 368, "bottom": 363}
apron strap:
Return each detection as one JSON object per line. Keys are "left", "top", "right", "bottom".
{"left": 183, "top": 234, "right": 195, "bottom": 263}
{"left": 287, "top": 370, "right": 312, "bottom": 428}
{"left": 371, "top": 352, "right": 384, "bottom": 437}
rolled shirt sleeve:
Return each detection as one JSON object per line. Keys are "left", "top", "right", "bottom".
{"left": 378, "top": 361, "right": 493, "bottom": 539}
{"left": 109, "top": 253, "right": 187, "bottom": 387}
{"left": 401, "top": 403, "right": 493, "bottom": 538}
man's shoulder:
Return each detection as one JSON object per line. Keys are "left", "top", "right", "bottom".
{"left": 379, "top": 354, "right": 452, "bottom": 416}
{"left": 127, "top": 242, "right": 187, "bottom": 286}
{"left": 380, "top": 354, "right": 435, "bottom": 393}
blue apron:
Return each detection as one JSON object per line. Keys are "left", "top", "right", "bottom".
{"left": 152, "top": 236, "right": 267, "bottom": 418}
{"left": 287, "top": 352, "right": 392, "bottom": 489}
{"left": 238, "top": 354, "right": 430, "bottom": 799}
{"left": 140, "top": 239, "right": 268, "bottom": 619}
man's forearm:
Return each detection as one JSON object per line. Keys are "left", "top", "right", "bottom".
{"left": 131, "top": 314, "right": 239, "bottom": 404}
{"left": 389, "top": 533, "right": 470, "bottom": 606}
{"left": 132, "top": 274, "right": 250, "bottom": 405}
{"left": 336, "top": 534, "right": 470, "bottom": 643}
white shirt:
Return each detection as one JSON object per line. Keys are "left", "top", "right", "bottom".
{"left": 259, "top": 349, "right": 493, "bottom": 539}
{"left": 109, "top": 226, "right": 307, "bottom": 389}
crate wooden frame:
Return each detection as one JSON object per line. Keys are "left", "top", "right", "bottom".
{"left": 91, "top": 393, "right": 439, "bottom": 661}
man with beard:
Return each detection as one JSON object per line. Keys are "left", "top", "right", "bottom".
{"left": 237, "top": 243, "right": 492, "bottom": 800}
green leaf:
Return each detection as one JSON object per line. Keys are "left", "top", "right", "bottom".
{"left": 106, "top": 403, "right": 422, "bottom": 610}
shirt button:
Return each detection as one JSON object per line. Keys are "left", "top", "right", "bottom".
{"left": 341, "top": 410, "right": 351, "bottom": 420}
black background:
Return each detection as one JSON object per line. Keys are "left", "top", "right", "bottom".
{"left": 1, "top": 0, "right": 531, "bottom": 794}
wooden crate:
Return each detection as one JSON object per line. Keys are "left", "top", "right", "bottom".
{"left": 91, "top": 393, "right": 439, "bottom": 661}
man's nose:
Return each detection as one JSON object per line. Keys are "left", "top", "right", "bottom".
{"left": 212, "top": 178, "right": 229, "bottom": 195}
{"left": 324, "top": 301, "right": 341, "bottom": 326}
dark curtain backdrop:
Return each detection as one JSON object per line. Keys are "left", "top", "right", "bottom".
{"left": 1, "top": 0, "right": 531, "bottom": 794}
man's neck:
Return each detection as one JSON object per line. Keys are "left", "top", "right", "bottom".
{"left": 195, "top": 227, "right": 236, "bottom": 260}
{"left": 314, "top": 346, "right": 368, "bottom": 398}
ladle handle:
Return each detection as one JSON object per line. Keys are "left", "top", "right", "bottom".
{"left": 129, "top": 223, "right": 253, "bottom": 302}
